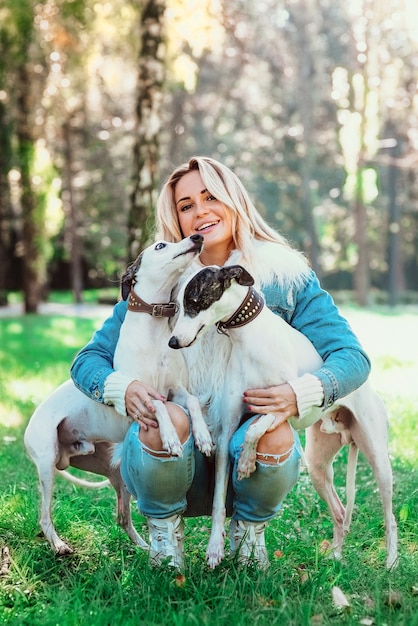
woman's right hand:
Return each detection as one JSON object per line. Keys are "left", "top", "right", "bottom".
{"left": 125, "top": 381, "right": 166, "bottom": 430}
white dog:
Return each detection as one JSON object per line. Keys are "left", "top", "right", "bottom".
{"left": 24, "top": 234, "right": 212, "bottom": 555}
{"left": 168, "top": 264, "right": 398, "bottom": 570}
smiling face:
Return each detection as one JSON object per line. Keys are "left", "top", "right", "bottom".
{"left": 174, "top": 170, "right": 234, "bottom": 266}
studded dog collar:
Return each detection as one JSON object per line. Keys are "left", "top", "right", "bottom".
{"left": 127, "top": 289, "right": 177, "bottom": 317}
{"left": 216, "top": 286, "right": 264, "bottom": 333}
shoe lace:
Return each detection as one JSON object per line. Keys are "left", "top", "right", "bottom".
{"left": 151, "top": 517, "right": 182, "bottom": 553}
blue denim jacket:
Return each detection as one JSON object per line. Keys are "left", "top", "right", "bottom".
{"left": 70, "top": 269, "right": 370, "bottom": 409}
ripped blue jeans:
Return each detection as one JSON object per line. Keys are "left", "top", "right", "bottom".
{"left": 120, "top": 414, "right": 302, "bottom": 522}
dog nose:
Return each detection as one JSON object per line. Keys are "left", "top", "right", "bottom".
{"left": 168, "top": 336, "right": 180, "bottom": 349}
{"left": 190, "top": 234, "right": 204, "bottom": 244}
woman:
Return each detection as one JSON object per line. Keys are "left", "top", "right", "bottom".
{"left": 71, "top": 156, "right": 370, "bottom": 570}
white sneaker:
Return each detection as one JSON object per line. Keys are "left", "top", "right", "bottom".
{"left": 230, "top": 519, "right": 269, "bottom": 569}
{"left": 147, "top": 514, "right": 184, "bottom": 569}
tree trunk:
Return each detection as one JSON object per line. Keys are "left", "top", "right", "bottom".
{"left": 295, "top": 8, "right": 320, "bottom": 275}
{"left": 386, "top": 136, "right": 404, "bottom": 306}
{"left": 16, "top": 64, "right": 43, "bottom": 313}
{"left": 353, "top": 192, "right": 370, "bottom": 306}
{"left": 128, "top": 0, "right": 166, "bottom": 260}
{"left": 0, "top": 100, "right": 12, "bottom": 306}
{"left": 62, "top": 120, "right": 83, "bottom": 303}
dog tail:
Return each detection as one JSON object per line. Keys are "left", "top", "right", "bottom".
{"left": 343, "top": 442, "right": 359, "bottom": 532}
{"left": 56, "top": 469, "right": 110, "bottom": 489}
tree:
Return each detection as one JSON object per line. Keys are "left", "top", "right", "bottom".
{"left": 13, "top": 3, "right": 49, "bottom": 312}
{"left": 0, "top": 27, "right": 13, "bottom": 306}
{"left": 128, "top": 0, "right": 166, "bottom": 259}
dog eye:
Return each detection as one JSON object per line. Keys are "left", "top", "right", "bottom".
{"left": 154, "top": 242, "right": 167, "bottom": 250}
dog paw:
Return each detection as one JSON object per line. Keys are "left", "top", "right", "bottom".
{"left": 195, "top": 437, "right": 214, "bottom": 457}
{"left": 55, "top": 543, "right": 74, "bottom": 556}
{"left": 166, "top": 440, "right": 184, "bottom": 457}
{"left": 206, "top": 530, "right": 226, "bottom": 569}
{"left": 206, "top": 545, "right": 224, "bottom": 569}
{"left": 192, "top": 425, "right": 214, "bottom": 457}
{"left": 160, "top": 434, "right": 183, "bottom": 457}
{"left": 237, "top": 453, "right": 256, "bottom": 480}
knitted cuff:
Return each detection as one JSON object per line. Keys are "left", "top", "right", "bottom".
{"left": 288, "top": 373, "right": 324, "bottom": 420}
{"left": 103, "top": 371, "right": 136, "bottom": 416}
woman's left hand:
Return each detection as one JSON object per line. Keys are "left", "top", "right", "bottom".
{"left": 243, "top": 382, "right": 298, "bottom": 430}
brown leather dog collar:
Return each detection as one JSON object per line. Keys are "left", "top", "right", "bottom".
{"left": 127, "top": 289, "right": 177, "bottom": 317}
{"left": 217, "top": 286, "right": 264, "bottom": 333}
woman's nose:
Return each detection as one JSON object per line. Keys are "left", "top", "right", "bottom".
{"left": 196, "top": 201, "right": 209, "bottom": 216}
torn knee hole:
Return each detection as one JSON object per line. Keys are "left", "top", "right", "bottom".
{"left": 256, "top": 443, "right": 294, "bottom": 465}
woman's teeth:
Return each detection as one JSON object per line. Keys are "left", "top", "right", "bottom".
{"left": 197, "top": 221, "right": 217, "bottom": 231}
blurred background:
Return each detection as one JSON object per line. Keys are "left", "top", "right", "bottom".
{"left": 1, "top": 0, "right": 417, "bottom": 312}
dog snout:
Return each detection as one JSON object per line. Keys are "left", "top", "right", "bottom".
{"left": 168, "top": 336, "right": 181, "bottom": 349}
{"left": 190, "top": 234, "right": 204, "bottom": 245}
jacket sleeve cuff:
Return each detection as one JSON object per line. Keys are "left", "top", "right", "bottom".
{"left": 103, "top": 371, "right": 135, "bottom": 416}
{"left": 288, "top": 373, "right": 324, "bottom": 419}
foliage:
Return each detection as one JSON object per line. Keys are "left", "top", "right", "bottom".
{"left": 1, "top": 0, "right": 418, "bottom": 302}
{"left": 0, "top": 306, "right": 417, "bottom": 624}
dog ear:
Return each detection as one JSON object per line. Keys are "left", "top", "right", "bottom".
{"left": 221, "top": 265, "right": 254, "bottom": 286}
{"left": 120, "top": 253, "right": 143, "bottom": 300}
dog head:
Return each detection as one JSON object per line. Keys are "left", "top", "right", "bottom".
{"left": 120, "top": 234, "right": 204, "bottom": 301}
{"left": 168, "top": 264, "right": 254, "bottom": 348}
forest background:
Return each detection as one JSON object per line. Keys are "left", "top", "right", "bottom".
{"left": 1, "top": 0, "right": 418, "bottom": 313}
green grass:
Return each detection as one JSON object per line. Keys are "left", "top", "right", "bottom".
{"left": 0, "top": 307, "right": 417, "bottom": 626}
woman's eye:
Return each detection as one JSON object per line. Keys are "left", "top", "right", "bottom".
{"left": 180, "top": 204, "right": 192, "bottom": 212}
{"left": 206, "top": 194, "right": 216, "bottom": 201}
{"left": 154, "top": 242, "right": 167, "bottom": 250}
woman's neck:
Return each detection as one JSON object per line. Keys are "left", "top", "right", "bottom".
{"left": 199, "top": 244, "right": 235, "bottom": 267}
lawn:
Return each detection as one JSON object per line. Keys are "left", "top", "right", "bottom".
{"left": 0, "top": 304, "right": 417, "bottom": 626}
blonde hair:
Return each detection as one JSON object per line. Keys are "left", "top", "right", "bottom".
{"left": 155, "top": 156, "right": 298, "bottom": 265}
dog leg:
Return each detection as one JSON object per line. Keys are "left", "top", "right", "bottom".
{"left": 40, "top": 472, "right": 74, "bottom": 555}
{"left": 237, "top": 413, "right": 276, "bottom": 480}
{"left": 71, "top": 443, "right": 148, "bottom": 550}
{"left": 153, "top": 400, "right": 183, "bottom": 456}
{"left": 305, "top": 421, "right": 347, "bottom": 560}
{"left": 206, "top": 426, "right": 235, "bottom": 568}
{"left": 348, "top": 418, "right": 398, "bottom": 569}
{"left": 171, "top": 386, "right": 213, "bottom": 456}
{"left": 343, "top": 442, "right": 359, "bottom": 533}
{"left": 25, "top": 420, "right": 75, "bottom": 554}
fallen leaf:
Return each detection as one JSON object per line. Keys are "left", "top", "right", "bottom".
{"left": 273, "top": 550, "right": 284, "bottom": 558}
{"left": 332, "top": 586, "right": 350, "bottom": 609}
{"left": 359, "top": 618, "right": 374, "bottom": 625}
{"left": 0, "top": 547, "right": 11, "bottom": 577}
{"left": 319, "top": 539, "right": 332, "bottom": 554}
{"left": 174, "top": 574, "right": 186, "bottom": 588}
{"left": 311, "top": 614, "right": 323, "bottom": 624}
{"left": 363, "top": 595, "right": 375, "bottom": 610}
{"left": 297, "top": 564, "right": 309, "bottom": 584}
{"left": 384, "top": 590, "right": 402, "bottom": 607}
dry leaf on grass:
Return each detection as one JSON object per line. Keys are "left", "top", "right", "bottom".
{"left": 332, "top": 585, "right": 350, "bottom": 610}
{"left": 297, "top": 564, "right": 309, "bottom": 584}
{"left": 384, "top": 590, "right": 402, "bottom": 607}
{"left": 174, "top": 574, "right": 186, "bottom": 587}
{"left": 0, "top": 546, "right": 11, "bottom": 577}
{"left": 319, "top": 539, "right": 332, "bottom": 555}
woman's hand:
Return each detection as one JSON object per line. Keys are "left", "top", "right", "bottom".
{"left": 125, "top": 381, "right": 166, "bottom": 430}
{"left": 243, "top": 382, "right": 298, "bottom": 431}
